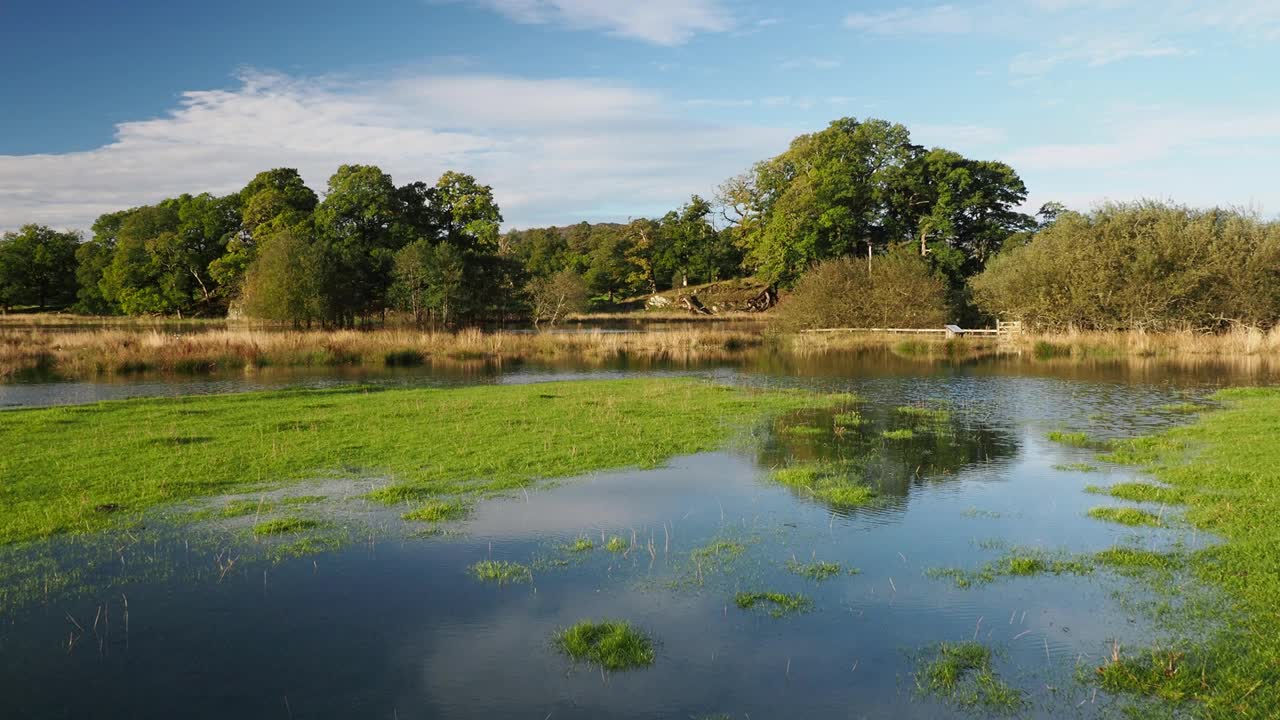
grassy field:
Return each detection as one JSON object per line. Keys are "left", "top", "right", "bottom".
{"left": 0, "top": 378, "right": 835, "bottom": 545}
{"left": 1092, "top": 387, "right": 1280, "bottom": 718}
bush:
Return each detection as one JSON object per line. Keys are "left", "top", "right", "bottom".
{"left": 972, "top": 202, "right": 1280, "bottom": 331}
{"left": 773, "top": 245, "right": 950, "bottom": 331}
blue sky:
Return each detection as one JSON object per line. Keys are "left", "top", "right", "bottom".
{"left": 3, "top": 0, "right": 1279, "bottom": 231}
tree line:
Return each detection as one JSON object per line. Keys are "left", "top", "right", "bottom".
{"left": 3, "top": 116, "right": 1276, "bottom": 331}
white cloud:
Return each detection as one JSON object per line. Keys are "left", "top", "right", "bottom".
{"left": 0, "top": 70, "right": 795, "bottom": 232}
{"left": 778, "top": 57, "right": 841, "bottom": 70}
{"left": 1009, "top": 33, "right": 1189, "bottom": 76}
{"left": 844, "top": 5, "right": 977, "bottom": 34}
{"left": 460, "top": 0, "right": 731, "bottom": 44}
{"left": 911, "top": 123, "right": 1008, "bottom": 148}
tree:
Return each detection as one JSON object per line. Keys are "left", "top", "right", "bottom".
{"left": 313, "top": 164, "right": 404, "bottom": 325}
{"left": 734, "top": 117, "right": 1031, "bottom": 286}
{"left": 241, "top": 225, "right": 326, "bottom": 326}
{"left": 390, "top": 239, "right": 467, "bottom": 328}
{"left": 432, "top": 171, "right": 502, "bottom": 253}
{"left": 527, "top": 268, "right": 588, "bottom": 327}
{"left": 0, "top": 225, "right": 80, "bottom": 311}
{"left": 211, "top": 168, "right": 317, "bottom": 292}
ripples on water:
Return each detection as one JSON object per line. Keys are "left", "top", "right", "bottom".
{"left": 0, "top": 351, "right": 1262, "bottom": 718}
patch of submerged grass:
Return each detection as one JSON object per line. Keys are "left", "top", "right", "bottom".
{"left": 1094, "top": 547, "right": 1181, "bottom": 573}
{"left": 270, "top": 534, "right": 343, "bottom": 560}
{"left": 1088, "top": 506, "right": 1164, "bottom": 527}
{"left": 0, "top": 378, "right": 835, "bottom": 545}
{"left": 770, "top": 462, "right": 878, "bottom": 509}
{"left": 567, "top": 536, "right": 595, "bottom": 553}
{"left": 1033, "top": 340, "right": 1072, "bottom": 360}
{"left": 402, "top": 499, "right": 470, "bottom": 523}
{"left": 927, "top": 550, "right": 1093, "bottom": 588}
{"left": 1047, "top": 430, "right": 1111, "bottom": 449}
{"left": 1159, "top": 402, "right": 1204, "bottom": 414}
{"left": 1082, "top": 387, "right": 1280, "bottom": 715}
{"left": 469, "top": 559, "right": 532, "bottom": 584}
{"left": 252, "top": 517, "right": 325, "bottom": 536}
{"left": 881, "top": 428, "right": 915, "bottom": 440}
{"left": 918, "top": 642, "right": 1024, "bottom": 714}
{"left": 896, "top": 405, "right": 951, "bottom": 423}
{"left": 785, "top": 559, "right": 851, "bottom": 581}
{"left": 1098, "top": 435, "right": 1186, "bottom": 465}
{"left": 554, "top": 620, "right": 655, "bottom": 671}
{"left": 1086, "top": 482, "right": 1184, "bottom": 505}
{"left": 605, "top": 536, "right": 628, "bottom": 553}
{"left": 780, "top": 424, "right": 825, "bottom": 437}
{"left": 1053, "top": 462, "right": 1099, "bottom": 472}
{"left": 833, "top": 410, "right": 864, "bottom": 427}
{"left": 734, "top": 591, "right": 812, "bottom": 617}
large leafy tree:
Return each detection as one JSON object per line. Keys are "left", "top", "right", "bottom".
{"left": 313, "top": 164, "right": 404, "bottom": 325}
{"left": 211, "top": 168, "right": 318, "bottom": 292}
{"left": 0, "top": 225, "right": 80, "bottom": 311}
{"left": 731, "top": 117, "right": 1031, "bottom": 286}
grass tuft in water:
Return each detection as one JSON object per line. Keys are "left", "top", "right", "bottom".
{"left": 770, "top": 462, "right": 878, "bottom": 510}
{"left": 1047, "top": 430, "right": 1111, "bottom": 449}
{"left": 881, "top": 428, "right": 915, "bottom": 440}
{"left": 785, "top": 559, "right": 847, "bottom": 581}
{"left": 605, "top": 536, "right": 628, "bottom": 553}
{"left": 469, "top": 559, "right": 532, "bottom": 584}
{"left": 553, "top": 620, "right": 655, "bottom": 671}
{"left": 927, "top": 549, "right": 1093, "bottom": 588}
{"left": 1086, "top": 482, "right": 1184, "bottom": 505}
{"left": 252, "top": 517, "right": 325, "bottom": 535}
{"left": 896, "top": 405, "right": 951, "bottom": 423}
{"left": 781, "top": 424, "right": 826, "bottom": 437}
{"left": 401, "top": 499, "right": 471, "bottom": 523}
{"left": 734, "top": 591, "right": 812, "bottom": 617}
{"left": 918, "top": 642, "right": 1024, "bottom": 714}
{"left": 567, "top": 536, "right": 595, "bottom": 553}
{"left": 1088, "top": 506, "right": 1163, "bottom": 527}
{"left": 833, "top": 411, "right": 864, "bottom": 427}
{"left": 1053, "top": 462, "right": 1099, "bottom": 472}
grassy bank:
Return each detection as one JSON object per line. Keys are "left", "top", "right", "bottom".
{"left": 1091, "top": 387, "right": 1280, "bottom": 718}
{"left": 0, "top": 378, "right": 834, "bottom": 545}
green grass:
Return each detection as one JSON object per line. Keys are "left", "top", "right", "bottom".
{"left": 0, "top": 378, "right": 833, "bottom": 545}
{"left": 401, "top": 499, "right": 470, "bottom": 523}
{"left": 1047, "top": 430, "right": 1111, "bottom": 449}
{"left": 1053, "top": 462, "right": 1099, "bottom": 472}
{"left": 734, "top": 591, "right": 812, "bottom": 617}
{"left": 252, "top": 517, "right": 325, "bottom": 535}
{"left": 833, "top": 411, "right": 864, "bottom": 427}
{"left": 567, "top": 536, "right": 595, "bottom": 553}
{"left": 605, "top": 536, "right": 628, "bottom": 553}
{"left": 918, "top": 642, "right": 1024, "bottom": 714}
{"left": 1033, "top": 340, "right": 1072, "bottom": 360}
{"left": 896, "top": 405, "right": 951, "bottom": 423}
{"left": 785, "top": 559, "right": 849, "bottom": 581}
{"left": 1084, "top": 387, "right": 1280, "bottom": 717}
{"left": 468, "top": 559, "right": 532, "bottom": 584}
{"left": 1086, "top": 482, "right": 1184, "bottom": 505}
{"left": 553, "top": 620, "right": 655, "bottom": 671}
{"left": 881, "top": 428, "right": 916, "bottom": 440}
{"left": 927, "top": 550, "right": 1093, "bottom": 588}
{"left": 769, "top": 462, "right": 878, "bottom": 509}
{"left": 1088, "top": 506, "right": 1164, "bottom": 527}
{"left": 1094, "top": 547, "right": 1180, "bottom": 573}
{"left": 780, "top": 424, "right": 825, "bottom": 437}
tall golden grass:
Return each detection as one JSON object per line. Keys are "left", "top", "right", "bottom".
{"left": 0, "top": 325, "right": 763, "bottom": 380}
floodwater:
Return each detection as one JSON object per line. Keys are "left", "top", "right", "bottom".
{"left": 0, "top": 351, "right": 1265, "bottom": 719}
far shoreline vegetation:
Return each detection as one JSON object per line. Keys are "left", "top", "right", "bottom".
{"left": 2, "top": 116, "right": 1278, "bottom": 383}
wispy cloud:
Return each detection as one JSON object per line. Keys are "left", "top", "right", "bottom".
{"left": 778, "top": 57, "right": 841, "bottom": 70}
{"left": 844, "top": 5, "right": 977, "bottom": 35}
{"left": 460, "top": 0, "right": 731, "bottom": 44}
{"left": 0, "top": 70, "right": 794, "bottom": 231}
{"left": 1009, "top": 33, "right": 1190, "bottom": 76}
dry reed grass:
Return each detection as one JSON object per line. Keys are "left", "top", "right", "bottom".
{"left": 0, "top": 324, "right": 764, "bottom": 380}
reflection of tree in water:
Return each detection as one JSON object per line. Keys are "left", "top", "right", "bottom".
{"left": 757, "top": 406, "right": 1018, "bottom": 508}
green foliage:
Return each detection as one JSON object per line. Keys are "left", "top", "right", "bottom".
{"left": 0, "top": 378, "right": 832, "bottom": 545}
{"left": 604, "top": 536, "right": 628, "bottom": 553}
{"left": 526, "top": 268, "right": 588, "bottom": 326}
{"left": 734, "top": 591, "right": 812, "bottom": 617}
{"left": 1047, "top": 430, "right": 1110, "bottom": 449}
{"left": 973, "top": 202, "right": 1280, "bottom": 330}
{"left": 0, "top": 225, "right": 80, "bottom": 310}
{"left": 567, "top": 537, "right": 595, "bottom": 553}
{"left": 882, "top": 428, "right": 915, "bottom": 440}
{"left": 896, "top": 405, "right": 951, "bottom": 423}
{"left": 554, "top": 620, "right": 655, "bottom": 671}
{"left": 728, "top": 117, "right": 1030, "bottom": 285}
{"left": 785, "top": 559, "right": 847, "bottom": 581}
{"left": 773, "top": 247, "right": 951, "bottom": 331}
{"left": 468, "top": 560, "right": 532, "bottom": 584}
{"left": 241, "top": 225, "right": 326, "bottom": 325}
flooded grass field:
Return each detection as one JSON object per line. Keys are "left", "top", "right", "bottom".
{"left": 0, "top": 351, "right": 1267, "bottom": 718}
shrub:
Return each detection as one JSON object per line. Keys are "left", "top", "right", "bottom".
{"left": 774, "top": 246, "right": 950, "bottom": 331}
